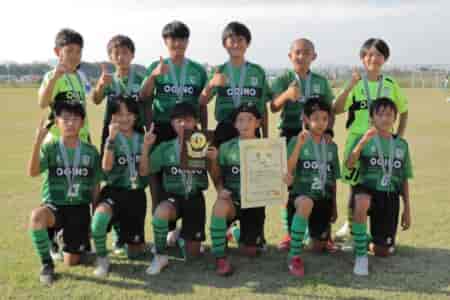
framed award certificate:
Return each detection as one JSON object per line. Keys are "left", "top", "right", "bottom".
{"left": 240, "top": 138, "right": 288, "bottom": 208}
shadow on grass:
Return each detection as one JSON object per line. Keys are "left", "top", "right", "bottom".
{"left": 59, "top": 244, "right": 450, "bottom": 299}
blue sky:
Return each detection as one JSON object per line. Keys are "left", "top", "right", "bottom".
{"left": 1, "top": 0, "right": 449, "bottom": 68}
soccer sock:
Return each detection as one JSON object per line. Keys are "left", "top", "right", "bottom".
{"left": 30, "top": 229, "right": 52, "bottom": 265}
{"left": 289, "top": 214, "right": 308, "bottom": 258}
{"left": 152, "top": 217, "right": 168, "bottom": 254}
{"left": 281, "top": 206, "right": 289, "bottom": 235}
{"left": 210, "top": 215, "right": 227, "bottom": 258}
{"left": 352, "top": 222, "right": 368, "bottom": 257}
{"left": 91, "top": 212, "right": 111, "bottom": 257}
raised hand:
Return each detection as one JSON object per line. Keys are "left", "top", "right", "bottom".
{"left": 98, "top": 63, "right": 113, "bottom": 87}
{"left": 108, "top": 115, "right": 120, "bottom": 141}
{"left": 286, "top": 80, "right": 301, "bottom": 102}
{"left": 143, "top": 123, "right": 157, "bottom": 147}
{"left": 350, "top": 67, "right": 362, "bottom": 87}
{"left": 209, "top": 67, "right": 227, "bottom": 88}
{"left": 151, "top": 56, "right": 169, "bottom": 77}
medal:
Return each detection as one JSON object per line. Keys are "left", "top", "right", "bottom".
{"left": 58, "top": 139, "right": 82, "bottom": 199}
{"left": 227, "top": 61, "right": 248, "bottom": 108}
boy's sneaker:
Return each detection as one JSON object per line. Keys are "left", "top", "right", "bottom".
{"left": 167, "top": 228, "right": 180, "bottom": 247}
{"left": 288, "top": 256, "right": 305, "bottom": 277}
{"left": 146, "top": 254, "right": 169, "bottom": 275}
{"left": 93, "top": 256, "right": 110, "bottom": 277}
{"left": 335, "top": 222, "right": 350, "bottom": 240}
{"left": 40, "top": 263, "right": 55, "bottom": 286}
{"left": 215, "top": 257, "right": 233, "bottom": 276}
{"left": 353, "top": 255, "right": 369, "bottom": 276}
{"left": 277, "top": 234, "right": 291, "bottom": 251}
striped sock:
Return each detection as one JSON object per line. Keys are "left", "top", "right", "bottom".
{"left": 210, "top": 216, "right": 227, "bottom": 258}
{"left": 281, "top": 206, "right": 289, "bottom": 234}
{"left": 30, "top": 229, "right": 52, "bottom": 265}
{"left": 352, "top": 222, "right": 368, "bottom": 257}
{"left": 152, "top": 217, "right": 168, "bottom": 254}
{"left": 91, "top": 212, "right": 111, "bottom": 257}
{"left": 289, "top": 214, "right": 307, "bottom": 258}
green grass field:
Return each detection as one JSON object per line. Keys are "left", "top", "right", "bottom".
{"left": 1, "top": 87, "right": 449, "bottom": 299}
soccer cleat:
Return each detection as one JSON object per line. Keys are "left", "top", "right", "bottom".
{"left": 146, "top": 254, "right": 169, "bottom": 275}
{"left": 215, "top": 257, "right": 233, "bottom": 276}
{"left": 353, "top": 255, "right": 369, "bottom": 276}
{"left": 288, "top": 256, "right": 305, "bottom": 277}
{"left": 93, "top": 256, "right": 110, "bottom": 277}
{"left": 167, "top": 228, "right": 180, "bottom": 247}
{"left": 39, "top": 263, "right": 55, "bottom": 286}
{"left": 277, "top": 234, "right": 291, "bottom": 251}
{"left": 335, "top": 222, "right": 350, "bottom": 240}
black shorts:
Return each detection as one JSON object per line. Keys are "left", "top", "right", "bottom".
{"left": 44, "top": 203, "right": 91, "bottom": 254}
{"left": 352, "top": 185, "right": 400, "bottom": 247}
{"left": 280, "top": 127, "right": 301, "bottom": 143}
{"left": 154, "top": 121, "right": 177, "bottom": 147}
{"left": 163, "top": 193, "right": 206, "bottom": 242}
{"left": 287, "top": 194, "right": 332, "bottom": 241}
{"left": 213, "top": 121, "right": 262, "bottom": 147}
{"left": 99, "top": 186, "right": 147, "bottom": 245}
{"left": 228, "top": 194, "right": 265, "bottom": 247}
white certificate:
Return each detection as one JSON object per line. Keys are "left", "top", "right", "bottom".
{"left": 240, "top": 138, "right": 288, "bottom": 208}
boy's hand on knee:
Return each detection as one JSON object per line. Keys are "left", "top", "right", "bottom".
{"left": 283, "top": 173, "right": 293, "bottom": 186}
{"left": 401, "top": 208, "right": 411, "bottom": 230}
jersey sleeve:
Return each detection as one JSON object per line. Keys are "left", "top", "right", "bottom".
{"left": 392, "top": 80, "right": 408, "bottom": 113}
{"left": 39, "top": 143, "right": 50, "bottom": 173}
{"left": 403, "top": 142, "right": 413, "bottom": 179}
{"left": 149, "top": 144, "right": 163, "bottom": 174}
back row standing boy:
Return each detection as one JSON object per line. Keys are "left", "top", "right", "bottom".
{"left": 270, "top": 38, "right": 335, "bottom": 250}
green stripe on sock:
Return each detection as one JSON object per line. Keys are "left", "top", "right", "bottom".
{"left": 91, "top": 211, "right": 111, "bottom": 257}
{"left": 289, "top": 214, "right": 307, "bottom": 258}
{"left": 210, "top": 216, "right": 227, "bottom": 258}
{"left": 352, "top": 222, "right": 368, "bottom": 257}
{"left": 152, "top": 217, "right": 168, "bottom": 254}
{"left": 30, "top": 229, "right": 51, "bottom": 264}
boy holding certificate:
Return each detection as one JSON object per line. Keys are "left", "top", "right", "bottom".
{"left": 207, "top": 103, "right": 266, "bottom": 276}
{"left": 285, "top": 97, "right": 340, "bottom": 277}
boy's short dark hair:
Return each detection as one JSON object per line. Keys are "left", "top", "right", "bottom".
{"left": 360, "top": 38, "right": 390, "bottom": 60}
{"left": 232, "top": 102, "right": 261, "bottom": 123}
{"left": 222, "top": 21, "right": 252, "bottom": 45}
{"left": 170, "top": 102, "right": 197, "bottom": 120}
{"left": 110, "top": 96, "right": 140, "bottom": 117}
{"left": 370, "top": 97, "right": 398, "bottom": 118}
{"left": 54, "top": 101, "right": 86, "bottom": 119}
{"left": 162, "top": 21, "right": 190, "bottom": 39}
{"left": 55, "top": 28, "right": 84, "bottom": 49}
{"left": 303, "top": 95, "right": 332, "bottom": 118}
{"left": 107, "top": 35, "right": 135, "bottom": 55}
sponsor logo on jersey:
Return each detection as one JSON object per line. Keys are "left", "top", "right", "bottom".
{"left": 162, "top": 84, "right": 196, "bottom": 96}
{"left": 55, "top": 167, "right": 90, "bottom": 177}
{"left": 369, "top": 158, "right": 402, "bottom": 169}
{"left": 301, "top": 160, "right": 332, "bottom": 171}
{"left": 169, "top": 166, "right": 205, "bottom": 176}
{"left": 226, "top": 87, "right": 258, "bottom": 97}
{"left": 117, "top": 154, "right": 140, "bottom": 166}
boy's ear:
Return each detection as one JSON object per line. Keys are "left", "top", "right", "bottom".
{"left": 54, "top": 47, "right": 61, "bottom": 58}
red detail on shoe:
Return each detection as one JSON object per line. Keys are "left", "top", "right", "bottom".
{"left": 216, "top": 257, "right": 233, "bottom": 276}
{"left": 288, "top": 256, "right": 305, "bottom": 277}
